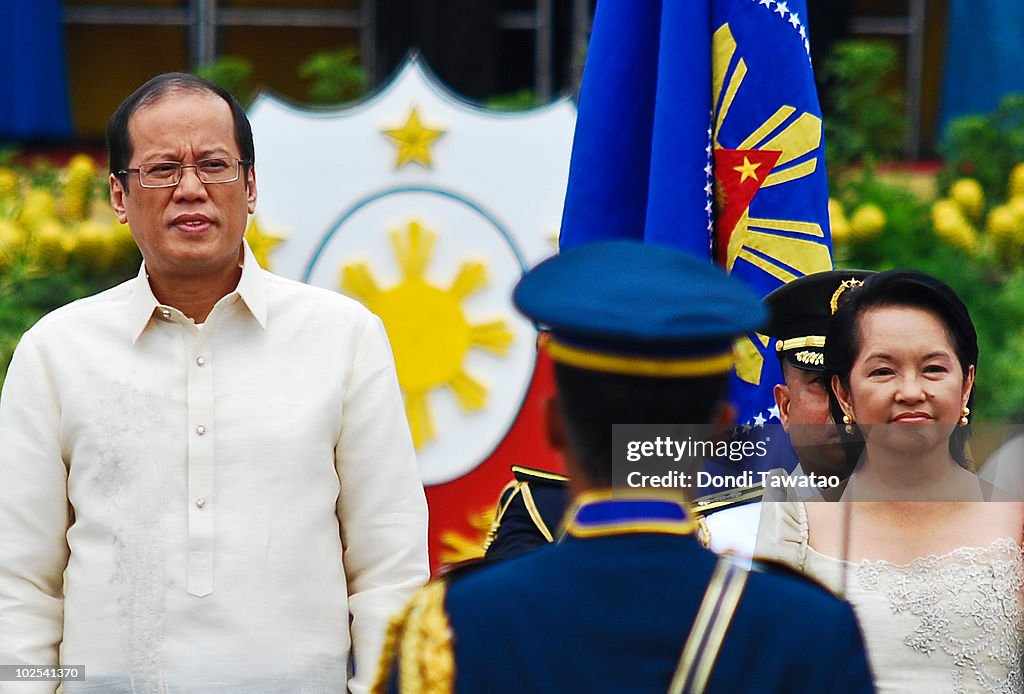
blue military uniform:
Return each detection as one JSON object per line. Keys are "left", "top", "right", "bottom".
{"left": 374, "top": 242, "right": 874, "bottom": 694}
{"left": 444, "top": 494, "right": 871, "bottom": 692}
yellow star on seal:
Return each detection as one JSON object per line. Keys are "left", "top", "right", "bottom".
{"left": 244, "top": 217, "right": 286, "bottom": 270}
{"left": 383, "top": 107, "right": 445, "bottom": 168}
{"left": 733, "top": 156, "right": 762, "bottom": 183}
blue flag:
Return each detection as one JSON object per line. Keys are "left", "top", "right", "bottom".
{"left": 561, "top": 0, "right": 833, "bottom": 427}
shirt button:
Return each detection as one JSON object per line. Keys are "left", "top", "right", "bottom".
{"left": 160, "top": 309, "right": 171, "bottom": 319}
{"left": 196, "top": 425, "right": 206, "bottom": 435}
{"left": 195, "top": 498, "right": 206, "bottom": 508}
{"left": 196, "top": 356, "right": 206, "bottom": 367}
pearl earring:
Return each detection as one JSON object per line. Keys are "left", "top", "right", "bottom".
{"left": 843, "top": 414, "right": 855, "bottom": 435}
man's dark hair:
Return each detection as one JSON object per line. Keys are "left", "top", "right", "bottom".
{"left": 824, "top": 269, "right": 978, "bottom": 468}
{"left": 106, "top": 72, "right": 255, "bottom": 191}
{"left": 554, "top": 363, "right": 730, "bottom": 486}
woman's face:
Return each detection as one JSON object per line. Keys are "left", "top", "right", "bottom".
{"left": 832, "top": 305, "right": 974, "bottom": 458}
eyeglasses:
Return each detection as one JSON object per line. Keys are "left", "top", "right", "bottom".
{"left": 118, "top": 157, "right": 251, "bottom": 188}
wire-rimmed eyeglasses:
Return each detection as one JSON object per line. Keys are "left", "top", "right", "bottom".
{"left": 118, "top": 157, "right": 251, "bottom": 188}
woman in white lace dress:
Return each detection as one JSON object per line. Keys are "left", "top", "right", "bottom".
{"left": 757, "top": 270, "right": 1024, "bottom": 693}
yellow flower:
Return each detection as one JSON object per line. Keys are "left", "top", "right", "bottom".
{"left": 18, "top": 188, "right": 56, "bottom": 232}
{"left": 72, "top": 220, "right": 117, "bottom": 272}
{"left": 61, "top": 154, "right": 97, "bottom": 222}
{"left": 29, "top": 220, "right": 73, "bottom": 269}
{"left": 0, "top": 218, "right": 25, "bottom": 270}
{"left": 1008, "top": 195, "right": 1024, "bottom": 221}
{"left": 0, "top": 168, "right": 19, "bottom": 201}
{"left": 949, "top": 178, "right": 985, "bottom": 220}
{"left": 849, "top": 204, "right": 886, "bottom": 242}
{"left": 828, "top": 198, "right": 850, "bottom": 244}
{"left": 931, "top": 199, "right": 978, "bottom": 254}
{"left": 1009, "top": 163, "right": 1024, "bottom": 199}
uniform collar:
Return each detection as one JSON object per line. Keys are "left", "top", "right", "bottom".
{"left": 563, "top": 490, "right": 697, "bottom": 539}
{"left": 128, "top": 239, "right": 268, "bottom": 343}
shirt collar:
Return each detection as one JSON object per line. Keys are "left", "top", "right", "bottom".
{"left": 562, "top": 490, "right": 697, "bottom": 540}
{"left": 128, "top": 239, "right": 268, "bottom": 343}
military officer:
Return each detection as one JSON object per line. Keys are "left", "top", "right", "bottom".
{"left": 375, "top": 242, "right": 874, "bottom": 694}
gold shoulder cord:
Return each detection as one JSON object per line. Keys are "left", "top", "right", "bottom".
{"left": 482, "top": 480, "right": 522, "bottom": 552}
{"left": 519, "top": 482, "right": 555, "bottom": 542}
{"left": 668, "top": 558, "right": 749, "bottom": 694}
{"left": 372, "top": 581, "right": 455, "bottom": 694}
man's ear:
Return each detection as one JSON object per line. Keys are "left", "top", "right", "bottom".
{"left": 246, "top": 165, "right": 257, "bottom": 214}
{"left": 110, "top": 173, "right": 128, "bottom": 224}
{"left": 774, "top": 383, "right": 792, "bottom": 431}
{"left": 544, "top": 396, "right": 565, "bottom": 453}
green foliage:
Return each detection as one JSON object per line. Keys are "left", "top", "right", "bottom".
{"left": 0, "top": 254, "right": 137, "bottom": 387}
{"left": 939, "top": 94, "right": 1024, "bottom": 204}
{"left": 821, "top": 41, "right": 906, "bottom": 174}
{"left": 483, "top": 90, "right": 537, "bottom": 112}
{"left": 196, "top": 56, "right": 255, "bottom": 105}
{"left": 298, "top": 47, "right": 367, "bottom": 105}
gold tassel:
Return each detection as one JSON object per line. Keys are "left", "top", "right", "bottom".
{"left": 372, "top": 581, "right": 455, "bottom": 694}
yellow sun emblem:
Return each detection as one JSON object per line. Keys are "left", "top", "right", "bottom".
{"left": 340, "top": 220, "right": 514, "bottom": 449}
{"left": 439, "top": 505, "right": 495, "bottom": 564}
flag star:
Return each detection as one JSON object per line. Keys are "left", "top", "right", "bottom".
{"left": 799, "top": 24, "right": 806, "bottom": 38}
{"left": 705, "top": 200, "right": 714, "bottom": 213}
{"left": 789, "top": 12, "right": 800, "bottom": 28}
{"left": 733, "top": 156, "right": 762, "bottom": 183}
{"left": 704, "top": 181, "right": 713, "bottom": 195}
{"left": 775, "top": 1, "right": 788, "bottom": 16}
{"left": 754, "top": 412, "right": 767, "bottom": 427}
{"left": 759, "top": 0, "right": 774, "bottom": 7}
{"left": 704, "top": 163, "right": 713, "bottom": 176}
{"left": 804, "top": 38, "right": 811, "bottom": 53}
{"left": 742, "top": 423, "right": 753, "bottom": 433}
{"left": 768, "top": 404, "right": 781, "bottom": 420}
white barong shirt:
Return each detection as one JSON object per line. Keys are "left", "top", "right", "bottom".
{"left": 0, "top": 243, "right": 429, "bottom": 693}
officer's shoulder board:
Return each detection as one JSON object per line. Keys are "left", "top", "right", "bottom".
{"left": 483, "top": 465, "right": 569, "bottom": 551}
{"left": 511, "top": 464, "right": 569, "bottom": 486}
{"left": 691, "top": 482, "right": 764, "bottom": 517}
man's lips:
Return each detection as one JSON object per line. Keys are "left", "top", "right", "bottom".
{"left": 171, "top": 214, "right": 213, "bottom": 232}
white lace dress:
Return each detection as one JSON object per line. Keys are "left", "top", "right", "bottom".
{"left": 756, "top": 501, "right": 1024, "bottom": 693}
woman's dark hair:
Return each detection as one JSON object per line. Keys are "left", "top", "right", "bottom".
{"left": 823, "top": 269, "right": 978, "bottom": 468}
{"left": 106, "top": 72, "right": 255, "bottom": 191}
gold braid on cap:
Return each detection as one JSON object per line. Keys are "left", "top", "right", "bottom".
{"left": 372, "top": 581, "right": 454, "bottom": 694}
{"left": 830, "top": 278, "right": 865, "bottom": 315}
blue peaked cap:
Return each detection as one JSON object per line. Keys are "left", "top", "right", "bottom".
{"left": 513, "top": 241, "right": 767, "bottom": 376}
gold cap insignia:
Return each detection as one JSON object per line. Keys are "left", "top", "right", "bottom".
{"left": 830, "top": 278, "right": 865, "bottom": 315}
{"left": 794, "top": 350, "right": 824, "bottom": 367}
